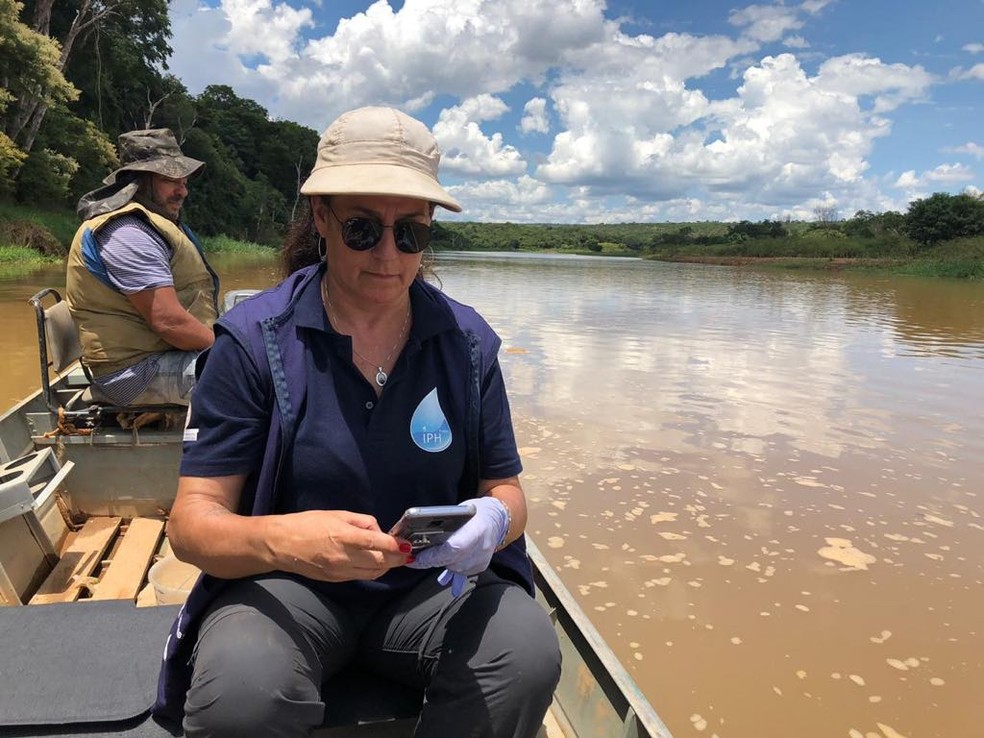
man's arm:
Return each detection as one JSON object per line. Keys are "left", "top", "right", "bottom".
{"left": 127, "top": 287, "right": 214, "bottom": 350}
{"left": 96, "top": 217, "right": 215, "bottom": 350}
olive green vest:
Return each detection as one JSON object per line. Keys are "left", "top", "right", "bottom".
{"left": 66, "top": 203, "right": 218, "bottom": 377}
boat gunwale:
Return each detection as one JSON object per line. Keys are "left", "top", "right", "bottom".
{"left": 527, "top": 537, "right": 673, "bottom": 738}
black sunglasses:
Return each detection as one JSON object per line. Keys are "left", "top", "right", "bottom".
{"left": 327, "top": 205, "right": 432, "bottom": 254}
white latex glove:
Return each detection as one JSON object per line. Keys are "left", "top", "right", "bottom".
{"left": 407, "top": 497, "right": 509, "bottom": 596}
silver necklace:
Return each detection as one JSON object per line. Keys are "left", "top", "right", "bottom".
{"left": 321, "top": 277, "right": 411, "bottom": 388}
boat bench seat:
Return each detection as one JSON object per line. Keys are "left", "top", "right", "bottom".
{"left": 29, "top": 288, "right": 187, "bottom": 428}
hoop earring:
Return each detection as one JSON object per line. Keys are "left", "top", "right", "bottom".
{"left": 317, "top": 235, "right": 326, "bottom": 262}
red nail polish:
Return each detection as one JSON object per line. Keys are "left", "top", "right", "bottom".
{"left": 399, "top": 543, "right": 412, "bottom": 554}
{"left": 405, "top": 555, "right": 416, "bottom": 565}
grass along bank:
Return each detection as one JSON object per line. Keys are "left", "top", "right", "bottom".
{"left": 642, "top": 235, "right": 984, "bottom": 279}
{"left": 0, "top": 202, "right": 276, "bottom": 260}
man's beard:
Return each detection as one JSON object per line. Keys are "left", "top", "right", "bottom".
{"left": 138, "top": 192, "right": 183, "bottom": 222}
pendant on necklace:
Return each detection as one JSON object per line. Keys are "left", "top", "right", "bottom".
{"left": 375, "top": 368, "right": 388, "bottom": 387}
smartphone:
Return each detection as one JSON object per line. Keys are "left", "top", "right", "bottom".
{"left": 388, "top": 504, "right": 476, "bottom": 551}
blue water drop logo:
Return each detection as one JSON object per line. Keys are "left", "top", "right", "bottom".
{"left": 410, "top": 387, "right": 452, "bottom": 453}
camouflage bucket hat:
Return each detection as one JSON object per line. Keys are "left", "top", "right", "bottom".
{"left": 103, "top": 128, "right": 205, "bottom": 186}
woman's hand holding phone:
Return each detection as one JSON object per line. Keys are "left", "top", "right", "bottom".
{"left": 406, "top": 497, "right": 510, "bottom": 596}
{"left": 275, "top": 510, "right": 410, "bottom": 582}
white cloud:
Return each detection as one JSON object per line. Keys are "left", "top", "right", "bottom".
{"left": 894, "top": 170, "right": 918, "bottom": 189}
{"left": 520, "top": 98, "right": 550, "bottom": 135}
{"left": 222, "top": 0, "right": 313, "bottom": 64}
{"left": 783, "top": 35, "right": 810, "bottom": 49}
{"left": 164, "top": 0, "right": 974, "bottom": 222}
{"left": 285, "top": 0, "right": 609, "bottom": 127}
{"left": 433, "top": 95, "right": 527, "bottom": 177}
{"left": 448, "top": 175, "right": 553, "bottom": 209}
{"left": 533, "top": 31, "right": 755, "bottom": 191}
{"left": 815, "top": 54, "right": 935, "bottom": 112}
{"left": 728, "top": 4, "right": 803, "bottom": 43}
{"left": 923, "top": 163, "right": 976, "bottom": 183}
{"left": 958, "top": 63, "right": 984, "bottom": 80}
{"left": 169, "top": 0, "right": 256, "bottom": 93}
{"left": 946, "top": 142, "right": 984, "bottom": 160}
{"left": 800, "top": 0, "right": 834, "bottom": 14}
{"left": 170, "top": 0, "right": 610, "bottom": 128}
{"left": 894, "top": 163, "right": 976, "bottom": 190}
{"left": 538, "top": 51, "right": 902, "bottom": 208}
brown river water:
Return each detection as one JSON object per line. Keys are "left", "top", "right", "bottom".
{"left": 3, "top": 252, "right": 983, "bottom": 738}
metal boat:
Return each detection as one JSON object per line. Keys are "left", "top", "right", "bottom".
{"left": 0, "top": 288, "right": 673, "bottom": 738}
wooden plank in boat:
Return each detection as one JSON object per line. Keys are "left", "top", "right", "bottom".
{"left": 90, "top": 517, "right": 165, "bottom": 601}
{"left": 29, "top": 517, "right": 121, "bottom": 605}
{"left": 137, "top": 530, "right": 177, "bottom": 607}
{"left": 541, "top": 706, "right": 565, "bottom": 738}
{"left": 135, "top": 581, "right": 157, "bottom": 607}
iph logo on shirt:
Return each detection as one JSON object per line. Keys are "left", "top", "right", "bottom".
{"left": 410, "top": 387, "right": 452, "bottom": 452}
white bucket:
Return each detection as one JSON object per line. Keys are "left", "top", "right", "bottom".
{"left": 147, "top": 555, "right": 200, "bottom": 605}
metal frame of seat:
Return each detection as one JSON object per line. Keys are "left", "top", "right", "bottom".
{"left": 29, "top": 288, "right": 185, "bottom": 426}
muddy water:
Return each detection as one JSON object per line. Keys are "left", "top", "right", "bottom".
{"left": 437, "top": 254, "right": 984, "bottom": 738}
{"left": 4, "top": 252, "right": 983, "bottom": 738}
{"left": 0, "top": 253, "right": 282, "bottom": 408}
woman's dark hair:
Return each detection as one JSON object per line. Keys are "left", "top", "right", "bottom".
{"left": 279, "top": 196, "right": 440, "bottom": 282}
{"left": 279, "top": 198, "right": 321, "bottom": 277}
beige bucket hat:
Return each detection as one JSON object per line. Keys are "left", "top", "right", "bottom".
{"left": 300, "top": 107, "right": 462, "bottom": 212}
{"left": 103, "top": 128, "right": 205, "bottom": 186}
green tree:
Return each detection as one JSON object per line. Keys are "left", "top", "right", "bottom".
{"left": 843, "top": 210, "right": 877, "bottom": 238}
{"left": 194, "top": 85, "right": 318, "bottom": 230}
{"left": 0, "top": 0, "right": 77, "bottom": 169}
{"left": 196, "top": 85, "right": 270, "bottom": 177}
{"left": 9, "top": 0, "right": 169, "bottom": 150}
{"left": 178, "top": 126, "right": 254, "bottom": 238}
{"left": 0, "top": 91, "right": 28, "bottom": 194}
{"left": 255, "top": 119, "right": 319, "bottom": 220}
{"left": 59, "top": 0, "right": 172, "bottom": 135}
{"left": 906, "top": 192, "right": 984, "bottom": 246}
{"left": 149, "top": 76, "right": 199, "bottom": 143}
{"left": 727, "top": 219, "right": 788, "bottom": 241}
{"left": 18, "top": 104, "right": 115, "bottom": 202}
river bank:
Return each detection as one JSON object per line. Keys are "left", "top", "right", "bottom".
{"left": 651, "top": 254, "right": 913, "bottom": 272}
{"left": 2, "top": 201, "right": 981, "bottom": 279}
{"left": 651, "top": 252, "right": 982, "bottom": 278}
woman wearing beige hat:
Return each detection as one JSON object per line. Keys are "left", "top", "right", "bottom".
{"left": 155, "top": 107, "right": 561, "bottom": 737}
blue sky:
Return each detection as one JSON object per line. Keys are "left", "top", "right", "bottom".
{"left": 166, "top": 0, "right": 983, "bottom": 223}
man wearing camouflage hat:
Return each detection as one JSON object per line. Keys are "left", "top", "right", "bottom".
{"left": 66, "top": 128, "right": 219, "bottom": 406}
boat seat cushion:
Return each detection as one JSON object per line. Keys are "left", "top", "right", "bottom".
{"left": 0, "top": 599, "right": 423, "bottom": 737}
{"left": 0, "top": 600, "right": 180, "bottom": 734}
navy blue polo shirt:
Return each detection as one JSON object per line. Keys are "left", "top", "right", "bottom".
{"left": 180, "top": 270, "right": 522, "bottom": 602}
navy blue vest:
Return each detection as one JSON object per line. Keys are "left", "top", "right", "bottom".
{"left": 153, "top": 264, "right": 533, "bottom": 721}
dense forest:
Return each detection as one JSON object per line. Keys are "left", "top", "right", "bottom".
{"left": 2, "top": 0, "right": 983, "bottom": 272}
{"left": 431, "top": 198, "right": 984, "bottom": 258}
{"left": 1, "top": 0, "right": 319, "bottom": 244}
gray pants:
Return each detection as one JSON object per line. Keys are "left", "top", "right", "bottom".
{"left": 183, "top": 570, "right": 561, "bottom": 738}
{"left": 130, "top": 350, "right": 199, "bottom": 405}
